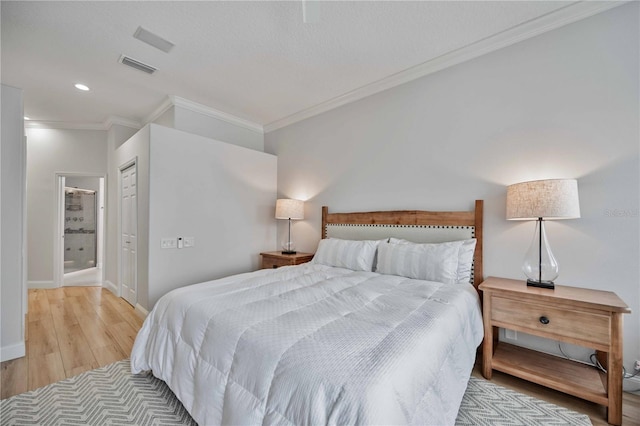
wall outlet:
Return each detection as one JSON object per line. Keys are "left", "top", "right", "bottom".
{"left": 161, "top": 238, "right": 176, "bottom": 249}
{"left": 635, "top": 359, "right": 640, "bottom": 371}
{"left": 505, "top": 329, "right": 518, "bottom": 340}
{"left": 184, "top": 237, "right": 195, "bottom": 248}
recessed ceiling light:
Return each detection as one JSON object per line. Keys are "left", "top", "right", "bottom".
{"left": 74, "top": 83, "right": 90, "bottom": 91}
{"left": 24, "top": 116, "right": 30, "bottom": 120}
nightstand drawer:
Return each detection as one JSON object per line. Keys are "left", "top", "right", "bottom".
{"left": 262, "top": 257, "right": 295, "bottom": 269}
{"left": 260, "top": 252, "right": 314, "bottom": 269}
{"left": 491, "top": 296, "right": 610, "bottom": 348}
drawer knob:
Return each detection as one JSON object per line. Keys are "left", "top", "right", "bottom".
{"left": 539, "top": 316, "right": 550, "bottom": 325}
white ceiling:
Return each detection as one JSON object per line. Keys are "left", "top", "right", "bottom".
{"left": 0, "top": 1, "right": 623, "bottom": 131}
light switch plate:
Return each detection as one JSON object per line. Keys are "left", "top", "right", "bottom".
{"left": 161, "top": 238, "right": 177, "bottom": 249}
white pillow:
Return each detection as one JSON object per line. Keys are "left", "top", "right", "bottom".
{"left": 387, "top": 237, "right": 476, "bottom": 283}
{"left": 312, "top": 238, "right": 380, "bottom": 271}
{"left": 456, "top": 238, "right": 477, "bottom": 283}
{"left": 376, "top": 240, "right": 464, "bottom": 283}
{"left": 388, "top": 237, "right": 410, "bottom": 245}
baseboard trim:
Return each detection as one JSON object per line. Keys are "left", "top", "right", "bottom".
{"left": 625, "top": 376, "right": 640, "bottom": 394}
{"left": 63, "top": 282, "right": 101, "bottom": 287}
{"left": 27, "top": 280, "right": 56, "bottom": 289}
{"left": 135, "top": 303, "right": 149, "bottom": 318}
{"left": 1, "top": 341, "right": 26, "bottom": 362}
{"left": 102, "top": 280, "right": 118, "bottom": 296}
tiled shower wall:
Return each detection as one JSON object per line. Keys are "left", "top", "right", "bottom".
{"left": 64, "top": 188, "right": 96, "bottom": 273}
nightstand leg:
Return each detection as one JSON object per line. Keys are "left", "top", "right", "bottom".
{"left": 607, "top": 313, "right": 623, "bottom": 426}
{"left": 482, "top": 294, "right": 493, "bottom": 379}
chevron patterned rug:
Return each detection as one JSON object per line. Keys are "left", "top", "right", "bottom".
{"left": 1, "top": 360, "right": 591, "bottom": 425}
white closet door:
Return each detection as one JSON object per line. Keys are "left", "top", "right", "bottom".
{"left": 120, "top": 163, "right": 137, "bottom": 306}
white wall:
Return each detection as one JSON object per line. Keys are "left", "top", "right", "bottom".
{"left": 113, "top": 124, "right": 277, "bottom": 310}
{"left": 25, "top": 128, "right": 107, "bottom": 285}
{"left": 146, "top": 124, "right": 277, "bottom": 308}
{"left": 173, "top": 106, "right": 264, "bottom": 152}
{"left": 104, "top": 107, "right": 266, "bottom": 298}
{"left": 1, "top": 84, "right": 26, "bottom": 361}
{"left": 151, "top": 102, "right": 264, "bottom": 152}
{"left": 65, "top": 176, "right": 100, "bottom": 192}
{"left": 265, "top": 4, "right": 639, "bottom": 375}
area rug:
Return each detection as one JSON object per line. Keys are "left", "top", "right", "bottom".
{"left": 1, "top": 360, "right": 592, "bottom": 425}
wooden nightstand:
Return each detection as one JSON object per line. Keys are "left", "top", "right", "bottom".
{"left": 479, "top": 276, "right": 630, "bottom": 426}
{"left": 260, "top": 251, "right": 314, "bottom": 269}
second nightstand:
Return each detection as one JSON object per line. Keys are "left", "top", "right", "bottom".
{"left": 260, "top": 251, "right": 314, "bottom": 269}
{"left": 479, "top": 276, "right": 630, "bottom": 426}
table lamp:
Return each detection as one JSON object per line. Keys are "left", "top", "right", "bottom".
{"left": 506, "top": 179, "right": 580, "bottom": 289}
{"left": 275, "top": 199, "right": 304, "bottom": 254}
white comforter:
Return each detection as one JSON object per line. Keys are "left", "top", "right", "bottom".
{"left": 131, "top": 264, "right": 483, "bottom": 425}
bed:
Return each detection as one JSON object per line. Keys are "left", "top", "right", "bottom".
{"left": 130, "top": 201, "right": 485, "bottom": 425}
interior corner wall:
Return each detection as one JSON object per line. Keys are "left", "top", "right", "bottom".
{"left": 265, "top": 4, "right": 639, "bottom": 372}
{"left": 1, "top": 84, "right": 26, "bottom": 361}
{"left": 24, "top": 128, "right": 108, "bottom": 286}
{"left": 152, "top": 106, "right": 175, "bottom": 129}
{"left": 172, "top": 106, "right": 264, "bottom": 152}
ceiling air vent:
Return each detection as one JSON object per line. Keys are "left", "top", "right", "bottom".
{"left": 134, "top": 26, "right": 174, "bottom": 53}
{"left": 119, "top": 55, "right": 156, "bottom": 74}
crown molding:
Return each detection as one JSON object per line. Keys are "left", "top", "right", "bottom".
{"left": 169, "top": 95, "right": 264, "bottom": 134}
{"left": 24, "top": 1, "right": 626, "bottom": 135}
{"left": 264, "top": 0, "right": 628, "bottom": 133}
{"left": 103, "top": 115, "right": 142, "bottom": 130}
{"left": 25, "top": 121, "right": 106, "bottom": 130}
{"left": 26, "top": 95, "right": 264, "bottom": 134}
{"left": 26, "top": 115, "right": 142, "bottom": 131}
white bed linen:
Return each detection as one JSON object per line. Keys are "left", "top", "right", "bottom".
{"left": 131, "top": 264, "right": 483, "bottom": 425}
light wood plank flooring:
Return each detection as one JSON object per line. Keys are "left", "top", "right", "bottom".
{"left": 2, "top": 287, "right": 638, "bottom": 425}
{"left": 1, "top": 287, "right": 144, "bottom": 399}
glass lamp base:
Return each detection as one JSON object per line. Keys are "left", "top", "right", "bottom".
{"left": 282, "top": 241, "right": 296, "bottom": 255}
{"left": 523, "top": 219, "right": 559, "bottom": 288}
{"left": 526, "top": 279, "right": 555, "bottom": 289}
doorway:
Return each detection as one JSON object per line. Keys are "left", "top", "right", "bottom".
{"left": 54, "top": 173, "right": 105, "bottom": 287}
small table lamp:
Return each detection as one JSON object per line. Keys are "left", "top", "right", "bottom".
{"left": 275, "top": 199, "right": 304, "bottom": 254}
{"left": 506, "top": 179, "right": 580, "bottom": 289}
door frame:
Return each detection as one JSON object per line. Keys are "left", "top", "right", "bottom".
{"left": 53, "top": 172, "right": 107, "bottom": 287}
{"left": 118, "top": 158, "right": 137, "bottom": 303}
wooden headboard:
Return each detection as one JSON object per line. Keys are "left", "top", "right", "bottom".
{"left": 321, "top": 200, "right": 484, "bottom": 289}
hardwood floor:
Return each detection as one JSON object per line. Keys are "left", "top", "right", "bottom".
{"left": 1, "top": 286, "right": 144, "bottom": 399}
{"left": 2, "top": 287, "right": 638, "bottom": 426}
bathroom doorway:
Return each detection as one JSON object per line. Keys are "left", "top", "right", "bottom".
{"left": 54, "top": 173, "right": 105, "bottom": 287}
